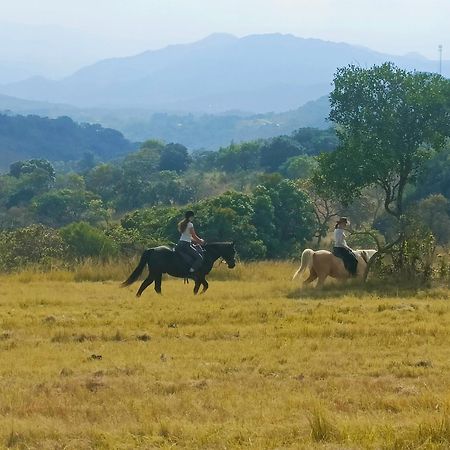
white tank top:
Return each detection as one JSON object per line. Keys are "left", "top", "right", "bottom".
{"left": 334, "top": 228, "right": 347, "bottom": 248}
{"left": 180, "top": 221, "right": 193, "bottom": 242}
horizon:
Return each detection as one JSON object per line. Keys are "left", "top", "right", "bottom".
{"left": 0, "top": 0, "right": 448, "bottom": 80}
{"left": 0, "top": 28, "right": 446, "bottom": 84}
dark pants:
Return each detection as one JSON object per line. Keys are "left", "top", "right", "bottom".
{"left": 333, "top": 247, "right": 358, "bottom": 276}
{"left": 175, "top": 241, "right": 203, "bottom": 270}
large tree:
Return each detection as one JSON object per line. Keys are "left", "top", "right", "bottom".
{"left": 313, "top": 63, "right": 450, "bottom": 269}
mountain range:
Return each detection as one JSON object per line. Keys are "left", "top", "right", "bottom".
{"left": 0, "top": 33, "right": 447, "bottom": 114}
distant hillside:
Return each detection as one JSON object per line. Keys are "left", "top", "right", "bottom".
{"left": 0, "top": 94, "right": 329, "bottom": 149}
{"left": 0, "top": 93, "right": 79, "bottom": 116}
{"left": 0, "top": 114, "right": 136, "bottom": 171}
{"left": 106, "top": 96, "right": 330, "bottom": 147}
{"left": 0, "top": 33, "right": 447, "bottom": 113}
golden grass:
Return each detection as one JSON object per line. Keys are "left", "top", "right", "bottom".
{"left": 0, "top": 261, "right": 450, "bottom": 448}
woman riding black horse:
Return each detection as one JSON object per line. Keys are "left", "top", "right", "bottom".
{"left": 175, "top": 210, "right": 204, "bottom": 274}
{"left": 122, "top": 241, "right": 236, "bottom": 296}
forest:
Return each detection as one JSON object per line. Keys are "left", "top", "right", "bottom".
{"left": 0, "top": 113, "right": 136, "bottom": 170}
{"left": 0, "top": 63, "right": 449, "bottom": 280}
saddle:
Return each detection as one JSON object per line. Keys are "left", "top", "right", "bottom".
{"left": 174, "top": 244, "right": 204, "bottom": 272}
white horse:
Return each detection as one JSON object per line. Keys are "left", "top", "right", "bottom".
{"left": 292, "top": 249, "right": 376, "bottom": 288}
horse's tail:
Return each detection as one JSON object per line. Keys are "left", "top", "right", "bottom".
{"left": 121, "top": 249, "right": 153, "bottom": 287}
{"left": 292, "top": 249, "right": 315, "bottom": 280}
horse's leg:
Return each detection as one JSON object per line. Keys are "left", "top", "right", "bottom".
{"left": 136, "top": 275, "right": 154, "bottom": 297}
{"left": 193, "top": 277, "right": 202, "bottom": 295}
{"left": 154, "top": 273, "right": 163, "bottom": 294}
{"left": 316, "top": 273, "right": 327, "bottom": 288}
{"left": 304, "top": 268, "right": 317, "bottom": 285}
{"left": 200, "top": 278, "right": 209, "bottom": 294}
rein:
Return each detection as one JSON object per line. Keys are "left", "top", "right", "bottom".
{"left": 204, "top": 243, "right": 235, "bottom": 269}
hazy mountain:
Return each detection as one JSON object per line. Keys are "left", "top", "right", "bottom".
{"left": 0, "top": 33, "right": 447, "bottom": 113}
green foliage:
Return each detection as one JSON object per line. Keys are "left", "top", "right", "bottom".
{"left": 312, "top": 63, "right": 450, "bottom": 277}
{"left": 9, "top": 159, "right": 55, "bottom": 181}
{"left": 5, "top": 159, "right": 56, "bottom": 208}
{"left": 196, "top": 128, "right": 337, "bottom": 174}
{"left": 315, "top": 63, "right": 450, "bottom": 216}
{"left": 280, "top": 155, "right": 317, "bottom": 179}
{"left": 1, "top": 95, "right": 449, "bottom": 266}
{"left": 84, "top": 164, "right": 122, "bottom": 203}
{"left": 217, "top": 141, "right": 262, "bottom": 172}
{"left": 60, "top": 222, "right": 118, "bottom": 259}
{"left": 159, "top": 143, "right": 191, "bottom": 172}
{"left": 291, "top": 127, "right": 338, "bottom": 154}
{"left": 55, "top": 173, "right": 86, "bottom": 191}
{"left": 116, "top": 181, "right": 315, "bottom": 260}
{"left": 104, "top": 224, "right": 147, "bottom": 255}
{"left": 0, "top": 114, "right": 135, "bottom": 169}
{"left": 33, "top": 189, "right": 108, "bottom": 227}
{"left": 260, "top": 136, "right": 305, "bottom": 172}
{"left": 0, "top": 224, "right": 66, "bottom": 271}
{"left": 347, "top": 229, "right": 385, "bottom": 249}
{"left": 196, "top": 191, "right": 266, "bottom": 260}
{"left": 259, "top": 179, "right": 316, "bottom": 257}
{"left": 121, "top": 206, "right": 181, "bottom": 246}
{"left": 413, "top": 143, "right": 450, "bottom": 201}
{"left": 394, "top": 218, "right": 437, "bottom": 282}
{"left": 414, "top": 194, "right": 450, "bottom": 245}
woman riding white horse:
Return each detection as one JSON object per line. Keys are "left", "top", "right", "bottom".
{"left": 293, "top": 217, "right": 376, "bottom": 287}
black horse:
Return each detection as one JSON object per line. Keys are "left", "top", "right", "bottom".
{"left": 122, "top": 242, "right": 236, "bottom": 296}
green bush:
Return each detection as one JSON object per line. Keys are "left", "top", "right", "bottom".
{"left": 0, "top": 224, "right": 66, "bottom": 271}
{"left": 60, "top": 222, "right": 118, "bottom": 259}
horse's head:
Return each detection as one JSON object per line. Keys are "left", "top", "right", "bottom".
{"left": 356, "top": 249, "right": 377, "bottom": 264}
{"left": 207, "top": 242, "right": 236, "bottom": 268}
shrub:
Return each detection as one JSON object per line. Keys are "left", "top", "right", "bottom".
{"left": 60, "top": 222, "right": 118, "bottom": 260}
{"left": 0, "top": 224, "right": 66, "bottom": 271}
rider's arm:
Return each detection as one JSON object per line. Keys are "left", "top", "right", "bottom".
{"left": 342, "top": 232, "right": 353, "bottom": 251}
{"left": 190, "top": 227, "right": 204, "bottom": 245}
{"left": 336, "top": 229, "right": 352, "bottom": 251}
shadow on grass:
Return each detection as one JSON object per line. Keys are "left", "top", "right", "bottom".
{"left": 287, "top": 278, "right": 441, "bottom": 300}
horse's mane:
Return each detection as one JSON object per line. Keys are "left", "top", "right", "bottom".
{"left": 205, "top": 242, "right": 234, "bottom": 246}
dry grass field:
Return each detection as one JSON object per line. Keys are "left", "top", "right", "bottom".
{"left": 1, "top": 261, "right": 450, "bottom": 449}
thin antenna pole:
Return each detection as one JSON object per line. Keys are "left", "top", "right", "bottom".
{"left": 438, "top": 44, "right": 443, "bottom": 75}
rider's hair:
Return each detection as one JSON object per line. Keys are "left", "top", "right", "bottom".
{"left": 179, "top": 210, "right": 195, "bottom": 233}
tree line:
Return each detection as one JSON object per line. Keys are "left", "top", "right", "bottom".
{"left": 0, "top": 63, "right": 449, "bottom": 279}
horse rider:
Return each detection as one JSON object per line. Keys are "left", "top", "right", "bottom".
{"left": 332, "top": 217, "right": 358, "bottom": 276}
{"left": 175, "top": 210, "right": 205, "bottom": 273}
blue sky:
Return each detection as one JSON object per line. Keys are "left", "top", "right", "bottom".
{"left": 1, "top": 0, "right": 449, "bottom": 59}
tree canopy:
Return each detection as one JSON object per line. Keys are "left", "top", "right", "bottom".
{"left": 314, "top": 63, "right": 450, "bottom": 219}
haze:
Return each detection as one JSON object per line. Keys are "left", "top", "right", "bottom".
{"left": 1, "top": 0, "right": 448, "bottom": 81}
